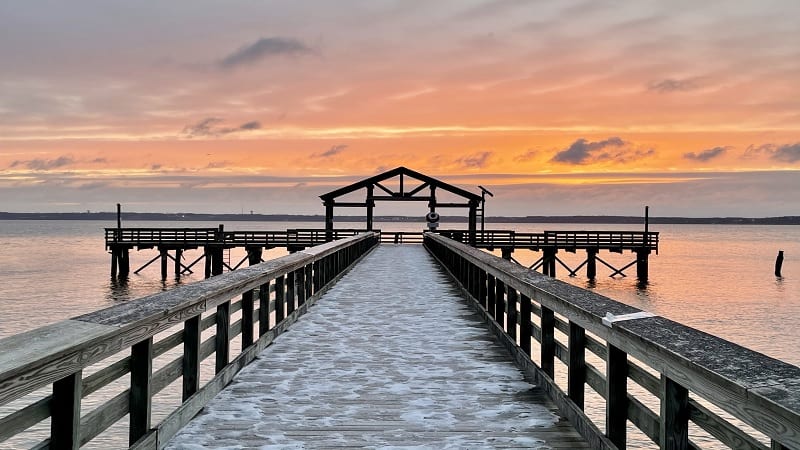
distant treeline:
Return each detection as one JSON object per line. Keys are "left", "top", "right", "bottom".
{"left": 1, "top": 212, "right": 799, "bottom": 225}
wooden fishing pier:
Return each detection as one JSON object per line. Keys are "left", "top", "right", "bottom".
{"left": 106, "top": 167, "right": 659, "bottom": 281}
{"left": 1, "top": 168, "right": 798, "bottom": 449}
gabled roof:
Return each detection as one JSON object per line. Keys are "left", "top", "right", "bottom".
{"left": 319, "top": 166, "right": 482, "bottom": 202}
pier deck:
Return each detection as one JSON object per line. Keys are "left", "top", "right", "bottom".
{"left": 166, "top": 245, "right": 587, "bottom": 449}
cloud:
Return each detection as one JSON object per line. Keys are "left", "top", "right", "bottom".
{"left": 551, "top": 137, "right": 624, "bottom": 164}
{"left": 457, "top": 151, "right": 492, "bottom": 169}
{"left": 9, "top": 156, "right": 75, "bottom": 171}
{"left": 181, "top": 118, "right": 262, "bottom": 138}
{"left": 746, "top": 143, "right": 800, "bottom": 163}
{"left": 514, "top": 149, "right": 539, "bottom": 162}
{"left": 313, "top": 144, "right": 348, "bottom": 158}
{"left": 684, "top": 146, "right": 727, "bottom": 162}
{"left": 90, "top": 157, "right": 108, "bottom": 164}
{"left": 219, "top": 37, "right": 312, "bottom": 69}
{"left": 647, "top": 78, "right": 699, "bottom": 93}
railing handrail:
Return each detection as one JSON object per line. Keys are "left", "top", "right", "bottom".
{"left": 424, "top": 232, "right": 799, "bottom": 448}
{"left": 0, "top": 232, "right": 377, "bottom": 408}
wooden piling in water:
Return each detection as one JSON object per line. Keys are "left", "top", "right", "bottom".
{"left": 586, "top": 248, "right": 597, "bottom": 279}
{"left": 776, "top": 250, "right": 784, "bottom": 277}
{"left": 636, "top": 249, "right": 650, "bottom": 282}
{"left": 159, "top": 247, "right": 168, "bottom": 280}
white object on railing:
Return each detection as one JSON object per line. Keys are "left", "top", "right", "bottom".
{"left": 602, "top": 311, "right": 656, "bottom": 327}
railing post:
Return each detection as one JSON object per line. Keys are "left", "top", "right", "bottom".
{"left": 607, "top": 344, "right": 628, "bottom": 449}
{"left": 478, "top": 270, "right": 487, "bottom": 309}
{"left": 313, "top": 261, "right": 321, "bottom": 292}
{"left": 182, "top": 316, "right": 201, "bottom": 401}
{"left": 305, "top": 264, "right": 313, "bottom": 298}
{"left": 541, "top": 306, "right": 555, "bottom": 378}
{"left": 130, "top": 337, "right": 153, "bottom": 445}
{"left": 51, "top": 371, "right": 82, "bottom": 450}
{"left": 495, "top": 279, "right": 505, "bottom": 328}
{"left": 660, "top": 375, "right": 689, "bottom": 450}
{"left": 259, "top": 281, "right": 270, "bottom": 335}
{"left": 286, "top": 270, "right": 296, "bottom": 315}
{"left": 242, "top": 289, "right": 254, "bottom": 349}
{"left": 215, "top": 301, "right": 230, "bottom": 373}
{"left": 568, "top": 321, "right": 586, "bottom": 409}
{"left": 275, "top": 275, "right": 286, "bottom": 323}
{"left": 506, "top": 288, "right": 517, "bottom": 341}
{"left": 520, "top": 294, "right": 532, "bottom": 355}
{"left": 487, "top": 275, "right": 496, "bottom": 317}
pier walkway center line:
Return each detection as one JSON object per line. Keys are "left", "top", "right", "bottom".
{"left": 166, "top": 245, "right": 587, "bottom": 449}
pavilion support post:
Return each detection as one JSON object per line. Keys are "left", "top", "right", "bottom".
{"left": 325, "top": 201, "right": 334, "bottom": 242}
{"left": 468, "top": 200, "right": 478, "bottom": 246}
{"left": 366, "top": 185, "right": 374, "bottom": 231}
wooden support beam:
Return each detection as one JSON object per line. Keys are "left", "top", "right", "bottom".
{"left": 541, "top": 306, "right": 555, "bottom": 378}
{"left": 373, "top": 181, "right": 394, "bottom": 196}
{"left": 182, "top": 316, "right": 200, "bottom": 402}
{"left": 160, "top": 247, "right": 168, "bottom": 280}
{"left": 242, "top": 289, "right": 254, "bottom": 350}
{"left": 407, "top": 182, "right": 429, "bottom": 196}
{"left": 519, "top": 295, "right": 532, "bottom": 356}
{"left": 259, "top": 281, "right": 270, "bottom": 336}
{"left": 129, "top": 337, "right": 153, "bottom": 445}
{"left": 607, "top": 344, "right": 628, "bottom": 449}
{"left": 174, "top": 248, "right": 183, "bottom": 277}
{"left": 660, "top": 375, "right": 689, "bottom": 450}
{"left": 275, "top": 275, "right": 286, "bottom": 323}
{"left": 215, "top": 301, "right": 230, "bottom": 373}
{"left": 569, "top": 322, "right": 586, "bottom": 410}
{"left": 51, "top": 371, "right": 82, "bottom": 450}
{"left": 587, "top": 248, "right": 597, "bottom": 279}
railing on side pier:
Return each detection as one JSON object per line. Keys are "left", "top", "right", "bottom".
{"left": 424, "top": 233, "right": 799, "bottom": 450}
{"left": 439, "top": 229, "right": 660, "bottom": 252}
{"left": 0, "top": 233, "right": 378, "bottom": 449}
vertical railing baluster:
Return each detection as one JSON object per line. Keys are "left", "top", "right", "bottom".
{"left": 607, "top": 344, "right": 628, "bottom": 449}
{"left": 568, "top": 321, "right": 586, "bottom": 409}
{"left": 487, "top": 275, "right": 496, "bottom": 316}
{"left": 275, "top": 276, "right": 286, "bottom": 323}
{"left": 182, "top": 316, "right": 200, "bottom": 401}
{"left": 51, "top": 371, "right": 82, "bottom": 449}
{"left": 541, "top": 306, "right": 555, "bottom": 378}
{"left": 259, "top": 281, "right": 270, "bottom": 336}
{"left": 242, "top": 289, "right": 254, "bottom": 349}
{"left": 495, "top": 279, "right": 505, "bottom": 327}
{"left": 520, "top": 294, "right": 532, "bottom": 355}
{"left": 297, "top": 267, "right": 306, "bottom": 306}
{"left": 305, "top": 264, "right": 313, "bottom": 299}
{"left": 286, "top": 270, "right": 296, "bottom": 315}
{"left": 506, "top": 288, "right": 518, "bottom": 341}
{"left": 130, "top": 337, "right": 153, "bottom": 445}
{"left": 660, "top": 375, "right": 689, "bottom": 450}
{"left": 313, "top": 261, "right": 321, "bottom": 293}
{"left": 215, "top": 301, "right": 230, "bottom": 373}
{"left": 478, "top": 270, "right": 487, "bottom": 309}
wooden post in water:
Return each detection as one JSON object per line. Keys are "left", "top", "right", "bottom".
{"left": 501, "top": 248, "right": 513, "bottom": 261}
{"left": 543, "top": 248, "right": 557, "bottom": 277}
{"left": 587, "top": 248, "right": 597, "bottom": 279}
{"left": 174, "top": 248, "right": 183, "bottom": 277}
{"left": 776, "top": 251, "right": 784, "bottom": 277}
{"left": 636, "top": 249, "right": 650, "bottom": 281}
{"left": 159, "top": 247, "right": 168, "bottom": 280}
{"left": 204, "top": 247, "right": 212, "bottom": 278}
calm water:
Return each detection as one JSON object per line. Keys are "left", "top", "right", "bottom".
{"left": 1, "top": 219, "right": 798, "bottom": 448}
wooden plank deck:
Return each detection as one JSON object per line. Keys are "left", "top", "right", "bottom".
{"left": 165, "top": 245, "right": 588, "bottom": 449}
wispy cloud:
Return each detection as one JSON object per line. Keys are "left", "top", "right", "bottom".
{"left": 456, "top": 151, "right": 493, "bottom": 168}
{"left": 514, "top": 149, "right": 539, "bottom": 162}
{"left": 745, "top": 143, "right": 800, "bottom": 163}
{"left": 181, "top": 118, "right": 262, "bottom": 138}
{"left": 684, "top": 146, "right": 727, "bottom": 162}
{"left": 219, "top": 37, "right": 312, "bottom": 69}
{"left": 647, "top": 78, "right": 699, "bottom": 93}
{"left": 313, "top": 144, "right": 348, "bottom": 158}
{"left": 9, "top": 156, "right": 75, "bottom": 170}
{"left": 551, "top": 138, "right": 655, "bottom": 165}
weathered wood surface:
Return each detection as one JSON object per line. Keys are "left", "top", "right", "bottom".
{"left": 425, "top": 233, "right": 800, "bottom": 449}
{"left": 166, "top": 246, "right": 588, "bottom": 449}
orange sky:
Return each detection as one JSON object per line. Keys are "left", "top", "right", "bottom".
{"left": 1, "top": 1, "right": 799, "bottom": 216}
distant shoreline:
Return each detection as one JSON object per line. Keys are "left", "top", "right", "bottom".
{"left": 1, "top": 212, "right": 798, "bottom": 225}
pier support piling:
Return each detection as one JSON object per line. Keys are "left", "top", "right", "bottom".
{"left": 543, "top": 248, "right": 557, "bottom": 277}
{"left": 501, "top": 248, "right": 513, "bottom": 261}
{"left": 775, "top": 250, "right": 784, "bottom": 277}
{"left": 587, "top": 248, "right": 597, "bottom": 279}
{"left": 160, "top": 247, "right": 168, "bottom": 280}
{"left": 636, "top": 248, "right": 650, "bottom": 282}
{"left": 174, "top": 249, "right": 183, "bottom": 277}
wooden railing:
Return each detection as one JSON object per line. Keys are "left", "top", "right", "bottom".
{"left": 439, "top": 229, "right": 660, "bottom": 252}
{"left": 105, "top": 228, "right": 367, "bottom": 248}
{"left": 424, "top": 233, "right": 799, "bottom": 450}
{"left": 0, "top": 233, "right": 378, "bottom": 449}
